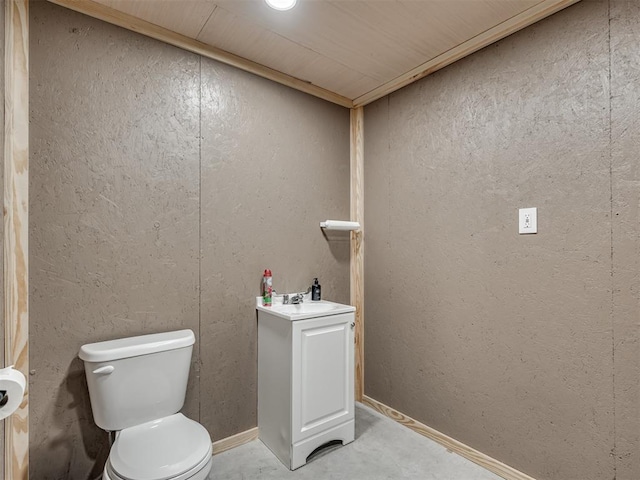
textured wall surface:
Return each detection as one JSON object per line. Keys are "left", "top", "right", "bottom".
{"left": 364, "top": 1, "right": 637, "bottom": 479}
{"left": 610, "top": 1, "right": 640, "bottom": 478}
{"left": 199, "top": 59, "right": 350, "bottom": 439}
{"left": 28, "top": 1, "right": 638, "bottom": 479}
{"left": 30, "top": 4, "right": 201, "bottom": 479}
{"left": 29, "top": 2, "right": 349, "bottom": 478}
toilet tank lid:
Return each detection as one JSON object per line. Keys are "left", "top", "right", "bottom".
{"left": 79, "top": 329, "right": 195, "bottom": 363}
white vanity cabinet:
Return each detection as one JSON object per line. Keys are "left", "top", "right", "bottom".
{"left": 256, "top": 299, "right": 355, "bottom": 470}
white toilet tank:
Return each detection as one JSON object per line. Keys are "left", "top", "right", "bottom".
{"left": 79, "top": 329, "right": 195, "bottom": 431}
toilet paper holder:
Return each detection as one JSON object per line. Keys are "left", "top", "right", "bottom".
{"left": 0, "top": 365, "right": 26, "bottom": 419}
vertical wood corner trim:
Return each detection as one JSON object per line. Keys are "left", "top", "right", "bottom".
{"left": 350, "top": 107, "right": 364, "bottom": 402}
{"left": 362, "top": 396, "right": 537, "bottom": 480}
{"left": 4, "top": 1, "right": 29, "bottom": 479}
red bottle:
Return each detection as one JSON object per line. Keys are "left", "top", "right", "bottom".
{"left": 262, "top": 269, "right": 273, "bottom": 306}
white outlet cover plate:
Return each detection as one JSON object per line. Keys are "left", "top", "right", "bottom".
{"left": 519, "top": 207, "right": 537, "bottom": 234}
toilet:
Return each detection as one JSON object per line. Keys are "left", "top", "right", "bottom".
{"left": 79, "top": 329, "right": 212, "bottom": 480}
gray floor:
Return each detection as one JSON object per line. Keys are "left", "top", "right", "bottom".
{"left": 209, "top": 404, "right": 502, "bottom": 480}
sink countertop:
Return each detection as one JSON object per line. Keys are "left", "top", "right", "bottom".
{"left": 256, "top": 296, "right": 355, "bottom": 321}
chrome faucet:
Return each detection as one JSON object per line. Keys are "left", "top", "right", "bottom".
{"left": 290, "top": 293, "right": 304, "bottom": 304}
{"left": 281, "top": 287, "right": 311, "bottom": 305}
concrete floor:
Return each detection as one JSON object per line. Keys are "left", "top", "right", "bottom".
{"left": 209, "top": 404, "right": 503, "bottom": 480}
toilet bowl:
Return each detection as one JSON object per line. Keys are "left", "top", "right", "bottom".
{"left": 103, "top": 414, "right": 212, "bottom": 480}
{"left": 79, "top": 330, "right": 212, "bottom": 480}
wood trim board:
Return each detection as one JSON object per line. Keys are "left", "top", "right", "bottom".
{"left": 362, "top": 396, "right": 537, "bottom": 480}
{"left": 46, "top": 0, "right": 579, "bottom": 109}
{"left": 212, "top": 427, "right": 259, "bottom": 456}
{"left": 45, "top": 0, "right": 354, "bottom": 108}
{"left": 353, "top": 0, "right": 582, "bottom": 106}
{"left": 4, "top": 1, "right": 29, "bottom": 479}
{"left": 350, "top": 107, "right": 364, "bottom": 402}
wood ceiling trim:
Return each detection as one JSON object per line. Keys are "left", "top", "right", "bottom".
{"left": 214, "top": 0, "right": 541, "bottom": 92}
{"left": 353, "top": 0, "right": 582, "bottom": 107}
{"left": 101, "top": 0, "right": 218, "bottom": 39}
{"left": 47, "top": 0, "right": 582, "bottom": 109}
{"left": 195, "top": 4, "right": 380, "bottom": 100}
{"left": 46, "top": 0, "right": 354, "bottom": 108}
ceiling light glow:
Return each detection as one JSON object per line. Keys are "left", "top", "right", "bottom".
{"left": 265, "top": 0, "right": 297, "bottom": 11}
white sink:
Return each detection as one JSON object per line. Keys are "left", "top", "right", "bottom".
{"left": 256, "top": 297, "right": 355, "bottom": 321}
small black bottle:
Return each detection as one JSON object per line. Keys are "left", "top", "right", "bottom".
{"left": 311, "top": 278, "right": 321, "bottom": 301}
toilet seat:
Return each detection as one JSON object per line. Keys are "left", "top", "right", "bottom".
{"left": 105, "top": 413, "right": 212, "bottom": 480}
{"left": 104, "top": 457, "right": 212, "bottom": 480}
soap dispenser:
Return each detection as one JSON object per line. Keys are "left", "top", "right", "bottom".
{"left": 311, "top": 278, "right": 321, "bottom": 301}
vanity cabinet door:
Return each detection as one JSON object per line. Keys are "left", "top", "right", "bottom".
{"left": 291, "top": 313, "right": 354, "bottom": 444}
